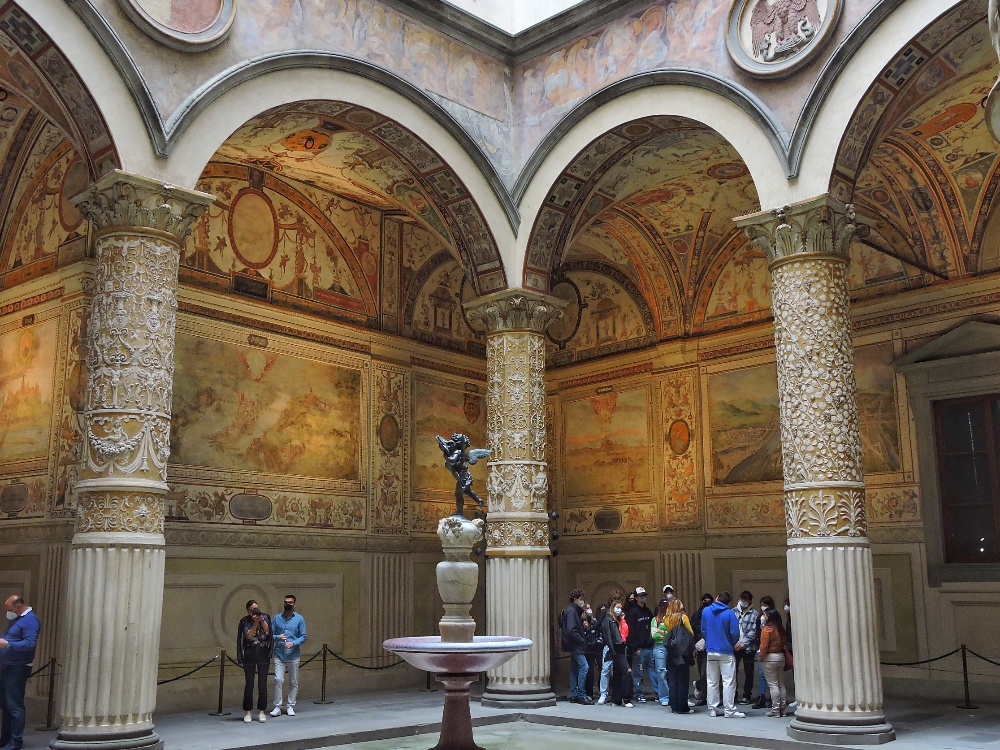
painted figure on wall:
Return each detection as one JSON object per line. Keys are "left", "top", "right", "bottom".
{"left": 0, "top": 320, "right": 56, "bottom": 464}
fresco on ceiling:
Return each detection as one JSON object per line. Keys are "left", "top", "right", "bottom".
{"left": 185, "top": 168, "right": 376, "bottom": 320}
{"left": 847, "top": 241, "right": 912, "bottom": 299}
{"left": 515, "top": 3, "right": 731, "bottom": 160}
{"left": 169, "top": 333, "right": 362, "bottom": 480}
{"left": 854, "top": 342, "right": 901, "bottom": 475}
{"left": 0, "top": 318, "right": 56, "bottom": 463}
{"left": 709, "top": 363, "right": 782, "bottom": 486}
{"left": 1, "top": 144, "right": 86, "bottom": 282}
{"left": 232, "top": 1, "right": 506, "bottom": 121}
{"left": 547, "top": 270, "right": 650, "bottom": 363}
{"left": 563, "top": 387, "right": 651, "bottom": 499}
{"left": 703, "top": 242, "right": 771, "bottom": 323}
{"left": 412, "top": 380, "right": 487, "bottom": 496}
{"left": 404, "top": 258, "right": 480, "bottom": 350}
{"left": 216, "top": 113, "right": 452, "bottom": 246}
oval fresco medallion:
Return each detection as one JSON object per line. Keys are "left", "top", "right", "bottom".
{"left": 667, "top": 419, "right": 691, "bottom": 456}
{"left": 228, "top": 188, "right": 279, "bottom": 269}
{"left": 379, "top": 414, "right": 400, "bottom": 453}
{"left": 117, "top": 0, "right": 236, "bottom": 51}
{"left": 546, "top": 279, "right": 583, "bottom": 346}
{"left": 726, "top": 0, "right": 842, "bottom": 78}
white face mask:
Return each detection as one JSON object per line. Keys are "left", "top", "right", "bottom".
{"left": 739, "top": 600, "right": 749, "bottom": 610}
{"left": 585, "top": 609, "right": 593, "bottom": 617}
{"left": 761, "top": 606, "right": 768, "bottom": 613}
{"left": 784, "top": 605, "right": 790, "bottom": 613}
{"left": 5, "top": 611, "right": 15, "bottom": 620}
{"left": 613, "top": 607, "right": 623, "bottom": 616}
{"left": 575, "top": 599, "right": 585, "bottom": 608}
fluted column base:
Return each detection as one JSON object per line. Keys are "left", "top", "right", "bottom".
{"left": 481, "top": 556, "right": 555, "bottom": 708}
{"left": 51, "top": 533, "right": 166, "bottom": 750}
{"left": 786, "top": 540, "right": 894, "bottom": 745}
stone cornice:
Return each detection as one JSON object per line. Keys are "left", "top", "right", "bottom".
{"left": 736, "top": 194, "right": 871, "bottom": 268}
{"left": 464, "top": 289, "right": 566, "bottom": 334}
{"left": 74, "top": 169, "right": 214, "bottom": 242}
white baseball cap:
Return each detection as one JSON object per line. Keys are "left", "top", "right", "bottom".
{"left": 662, "top": 584, "right": 674, "bottom": 593}
{"left": 635, "top": 586, "right": 647, "bottom": 596}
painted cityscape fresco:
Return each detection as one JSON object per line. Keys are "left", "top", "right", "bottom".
{"left": 564, "top": 387, "right": 651, "bottom": 498}
{"left": 0, "top": 319, "right": 56, "bottom": 463}
{"left": 170, "top": 333, "right": 361, "bottom": 480}
{"left": 412, "top": 380, "right": 488, "bottom": 495}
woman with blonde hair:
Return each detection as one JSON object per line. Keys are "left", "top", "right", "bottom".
{"left": 664, "top": 599, "right": 694, "bottom": 713}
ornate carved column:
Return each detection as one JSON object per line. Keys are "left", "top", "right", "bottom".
{"left": 464, "top": 290, "right": 564, "bottom": 708}
{"left": 50, "top": 172, "right": 212, "bottom": 750}
{"left": 738, "top": 195, "right": 894, "bottom": 744}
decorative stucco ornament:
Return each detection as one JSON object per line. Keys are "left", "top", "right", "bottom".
{"left": 727, "top": 0, "right": 843, "bottom": 78}
{"left": 117, "top": 0, "right": 236, "bottom": 52}
{"left": 986, "top": 0, "right": 1000, "bottom": 141}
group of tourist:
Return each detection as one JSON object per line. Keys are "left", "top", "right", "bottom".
{"left": 559, "top": 586, "right": 792, "bottom": 717}
{"left": 235, "top": 594, "right": 307, "bottom": 724}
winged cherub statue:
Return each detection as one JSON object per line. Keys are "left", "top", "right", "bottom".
{"left": 436, "top": 433, "right": 491, "bottom": 518}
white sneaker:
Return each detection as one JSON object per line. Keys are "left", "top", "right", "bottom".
{"left": 258, "top": 712, "right": 267, "bottom": 723}
{"left": 708, "top": 707, "right": 719, "bottom": 717}
{"left": 597, "top": 695, "right": 606, "bottom": 705}
{"left": 269, "top": 707, "right": 282, "bottom": 717}
{"left": 286, "top": 706, "right": 295, "bottom": 716}
{"left": 243, "top": 715, "right": 252, "bottom": 723}
{"left": 725, "top": 711, "right": 746, "bottom": 718}
{"left": 623, "top": 702, "right": 634, "bottom": 708}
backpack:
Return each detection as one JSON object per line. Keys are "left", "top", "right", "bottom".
{"left": 666, "top": 619, "right": 695, "bottom": 666}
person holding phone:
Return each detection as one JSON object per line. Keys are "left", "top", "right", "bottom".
{"left": 237, "top": 600, "right": 273, "bottom": 723}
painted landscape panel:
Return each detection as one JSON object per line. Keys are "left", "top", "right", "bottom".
{"left": 709, "top": 364, "right": 782, "bottom": 485}
{"left": 564, "top": 387, "right": 650, "bottom": 498}
{"left": 412, "top": 380, "right": 488, "bottom": 496}
{"left": 170, "top": 334, "right": 361, "bottom": 479}
{"left": 855, "top": 342, "right": 901, "bottom": 474}
{"left": 0, "top": 319, "right": 56, "bottom": 462}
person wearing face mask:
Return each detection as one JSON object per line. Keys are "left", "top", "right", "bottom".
{"left": 595, "top": 590, "right": 621, "bottom": 705}
{"left": 582, "top": 602, "right": 603, "bottom": 701}
{"left": 732, "top": 591, "right": 760, "bottom": 706}
{"left": 237, "top": 599, "right": 273, "bottom": 723}
{"left": 559, "top": 588, "right": 592, "bottom": 704}
{"left": 602, "top": 599, "right": 633, "bottom": 707}
{"left": 0, "top": 595, "right": 39, "bottom": 750}
{"left": 624, "top": 586, "right": 657, "bottom": 703}
{"left": 690, "top": 593, "right": 714, "bottom": 705}
{"left": 270, "top": 594, "right": 306, "bottom": 717}
{"left": 752, "top": 596, "right": 777, "bottom": 709}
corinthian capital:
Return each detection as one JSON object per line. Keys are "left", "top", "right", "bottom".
{"left": 736, "top": 194, "right": 871, "bottom": 267}
{"left": 464, "top": 289, "right": 566, "bottom": 334}
{"left": 73, "top": 169, "right": 214, "bottom": 242}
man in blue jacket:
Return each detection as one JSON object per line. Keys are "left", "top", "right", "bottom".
{"left": 270, "top": 594, "right": 306, "bottom": 717}
{"left": 0, "top": 595, "right": 40, "bottom": 750}
{"left": 701, "top": 591, "right": 744, "bottom": 718}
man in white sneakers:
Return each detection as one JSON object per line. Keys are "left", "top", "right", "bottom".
{"left": 701, "top": 591, "right": 745, "bottom": 719}
{"left": 270, "top": 594, "right": 306, "bottom": 717}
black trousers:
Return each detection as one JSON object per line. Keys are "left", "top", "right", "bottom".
{"left": 609, "top": 651, "right": 634, "bottom": 705}
{"left": 584, "top": 651, "right": 600, "bottom": 698}
{"left": 667, "top": 662, "right": 690, "bottom": 713}
{"left": 243, "top": 661, "right": 269, "bottom": 711}
{"left": 734, "top": 650, "right": 756, "bottom": 701}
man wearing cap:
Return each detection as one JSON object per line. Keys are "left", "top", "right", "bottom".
{"left": 662, "top": 584, "right": 675, "bottom": 602}
{"left": 624, "top": 586, "right": 658, "bottom": 702}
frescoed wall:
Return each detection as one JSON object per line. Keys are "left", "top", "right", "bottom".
{"left": 708, "top": 363, "right": 782, "bottom": 486}
{"left": 562, "top": 386, "right": 651, "bottom": 499}
{"left": 0, "top": 318, "right": 57, "bottom": 463}
{"left": 170, "top": 332, "right": 362, "bottom": 480}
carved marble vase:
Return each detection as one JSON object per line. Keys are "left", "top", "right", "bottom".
{"left": 437, "top": 515, "right": 484, "bottom": 643}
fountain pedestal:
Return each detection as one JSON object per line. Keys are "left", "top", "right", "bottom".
{"left": 384, "top": 515, "right": 531, "bottom": 750}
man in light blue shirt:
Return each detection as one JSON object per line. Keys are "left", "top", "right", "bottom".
{"left": 269, "top": 594, "right": 306, "bottom": 716}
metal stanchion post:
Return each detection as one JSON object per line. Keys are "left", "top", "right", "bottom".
{"left": 35, "top": 657, "right": 58, "bottom": 731}
{"left": 419, "top": 669, "right": 436, "bottom": 692}
{"left": 314, "top": 645, "right": 335, "bottom": 704}
{"left": 957, "top": 644, "right": 979, "bottom": 709}
{"left": 208, "top": 649, "right": 232, "bottom": 716}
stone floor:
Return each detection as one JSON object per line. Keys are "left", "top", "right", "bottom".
{"left": 17, "top": 691, "right": 1000, "bottom": 750}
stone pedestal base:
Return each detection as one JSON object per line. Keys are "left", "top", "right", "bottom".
{"left": 49, "top": 729, "right": 164, "bottom": 750}
{"left": 788, "top": 718, "right": 896, "bottom": 745}
{"left": 479, "top": 689, "right": 556, "bottom": 709}
{"left": 432, "top": 673, "right": 482, "bottom": 750}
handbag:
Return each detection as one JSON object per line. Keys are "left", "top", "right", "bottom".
{"left": 783, "top": 646, "right": 794, "bottom": 671}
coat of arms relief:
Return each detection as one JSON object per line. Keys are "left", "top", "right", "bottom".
{"left": 727, "top": 0, "right": 842, "bottom": 77}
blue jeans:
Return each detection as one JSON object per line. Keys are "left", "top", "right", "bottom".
{"left": 569, "top": 652, "right": 588, "bottom": 699}
{"left": 600, "top": 646, "right": 612, "bottom": 697}
{"left": 0, "top": 664, "right": 31, "bottom": 745}
{"left": 631, "top": 648, "right": 657, "bottom": 699}
{"left": 653, "top": 643, "right": 669, "bottom": 703}
{"left": 757, "top": 658, "right": 767, "bottom": 700}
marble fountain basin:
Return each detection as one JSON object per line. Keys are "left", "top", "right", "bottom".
{"left": 383, "top": 636, "right": 532, "bottom": 673}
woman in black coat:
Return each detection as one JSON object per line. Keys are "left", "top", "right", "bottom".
{"left": 602, "top": 600, "right": 634, "bottom": 707}
{"left": 237, "top": 599, "right": 274, "bottom": 723}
